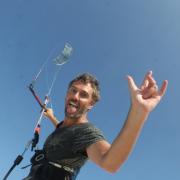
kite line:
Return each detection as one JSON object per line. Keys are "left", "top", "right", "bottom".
{"left": 3, "top": 43, "right": 73, "bottom": 180}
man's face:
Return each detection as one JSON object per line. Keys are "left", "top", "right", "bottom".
{"left": 65, "top": 81, "right": 94, "bottom": 120}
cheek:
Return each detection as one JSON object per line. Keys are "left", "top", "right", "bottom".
{"left": 80, "top": 99, "right": 91, "bottom": 107}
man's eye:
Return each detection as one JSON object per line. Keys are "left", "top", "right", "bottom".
{"left": 80, "top": 92, "right": 88, "bottom": 98}
{"left": 69, "top": 87, "right": 77, "bottom": 94}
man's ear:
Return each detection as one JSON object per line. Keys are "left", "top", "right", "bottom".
{"left": 87, "top": 105, "right": 93, "bottom": 110}
{"left": 87, "top": 101, "right": 94, "bottom": 110}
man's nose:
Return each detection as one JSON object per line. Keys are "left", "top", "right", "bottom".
{"left": 72, "top": 91, "right": 80, "bottom": 100}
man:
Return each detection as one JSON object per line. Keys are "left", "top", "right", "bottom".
{"left": 24, "top": 71, "right": 168, "bottom": 180}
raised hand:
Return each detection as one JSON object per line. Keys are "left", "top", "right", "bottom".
{"left": 127, "top": 71, "right": 168, "bottom": 113}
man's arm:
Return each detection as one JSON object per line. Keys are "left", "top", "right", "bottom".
{"left": 87, "top": 71, "right": 168, "bottom": 173}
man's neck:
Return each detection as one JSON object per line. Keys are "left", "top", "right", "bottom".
{"left": 63, "top": 115, "right": 88, "bottom": 126}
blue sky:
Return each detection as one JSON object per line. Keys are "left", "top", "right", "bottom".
{"left": 0, "top": 0, "right": 179, "bottom": 179}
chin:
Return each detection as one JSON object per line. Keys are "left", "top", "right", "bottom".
{"left": 65, "top": 109, "right": 81, "bottom": 119}
{"left": 65, "top": 112, "right": 79, "bottom": 120}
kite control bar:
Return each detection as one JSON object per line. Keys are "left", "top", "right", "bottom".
{"left": 28, "top": 82, "right": 50, "bottom": 151}
{"left": 29, "top": 83, "right": 48, "bottom": 110}
{"left": 29, "top": 83, "right": 50, "bottom": 151}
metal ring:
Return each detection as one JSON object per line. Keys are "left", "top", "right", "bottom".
{"left": 35, "top": 154, "right": 45, "bottom": 162}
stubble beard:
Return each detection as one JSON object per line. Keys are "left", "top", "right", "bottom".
{"left": 64, "top": 106, "right": 88, "bottom": 121}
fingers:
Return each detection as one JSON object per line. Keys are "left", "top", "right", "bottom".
{"left": 126, "top": 72, "right": 168, "bottom": 99}
{"left": 141, "top": 71, "right": 157, "bottom": 90}
{"left": 140, "top": 71, "right": 152, "bottom": 89}
{"left": 43, "top": 108, "right": 54, "bottom": 119}
{"left": 126, "top": 75, "right": 138, "bottom": 92}
{"left": 42, "top": 105, "right": 48, "bottom": 112}
{"left": 140, "top": 71, "right": 159, "bottom": 99}
{"left": 142, "top": 85, "right": 158, "bottom": 99}
{"left": 147, "top": 73, "right": 157, "bottom": 88}
{"left": 158, "top": 80, "right": 168, "bottom": 97}
{"left": 127, "top": 71, "right": 168, "bottom": 100}
{"left": 143, "top": 80, "right": 168, "bottom": 99}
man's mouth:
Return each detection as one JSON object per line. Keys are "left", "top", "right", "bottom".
{"left": 66, "top": 100, "right": 79, "bottom": 114}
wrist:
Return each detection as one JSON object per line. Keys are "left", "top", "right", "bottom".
{"left": 129, "top": 104, "right": 149, "bottom": 123}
